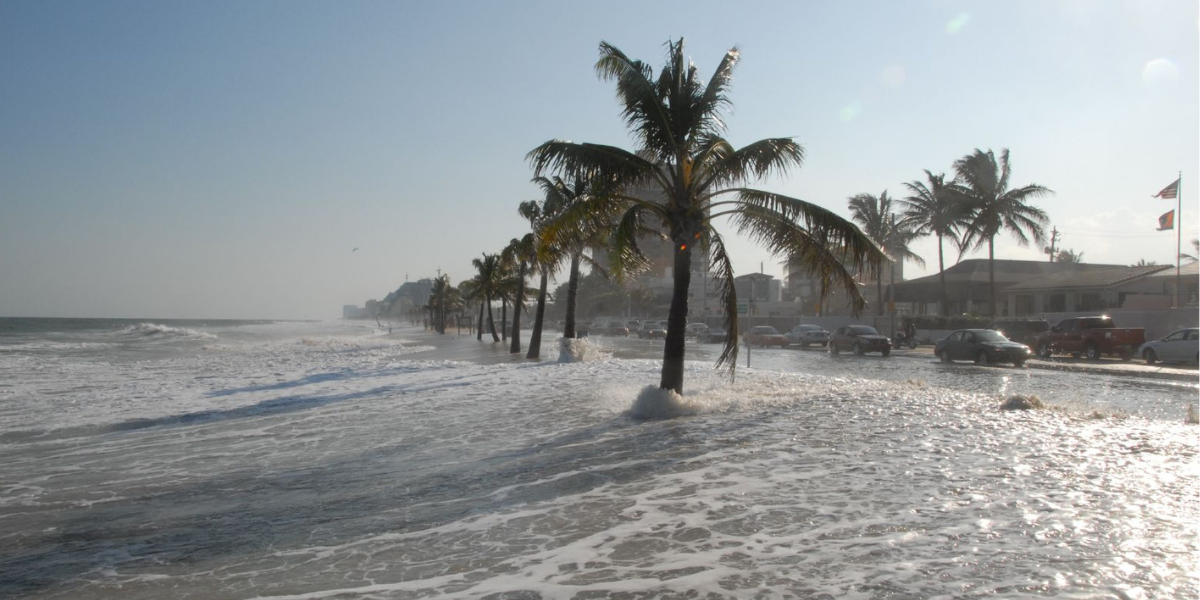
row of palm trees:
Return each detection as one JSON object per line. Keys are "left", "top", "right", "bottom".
{"left": 423, "top": 39, "right": 1051, "bottom": 397}
{"left": 848, "top": 149, "right": 1053, "bottom": 318}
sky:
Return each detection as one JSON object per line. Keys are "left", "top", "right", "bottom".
{"left": 1, "top": 0, "right": 1196, "bottom": 320}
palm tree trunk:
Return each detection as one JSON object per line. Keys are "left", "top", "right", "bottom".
{"left": 487, "top": 294, "right": 499, "bottom": 342}
{"left": 476, "top": 302, "right": 484, "bottom": 341}
{"left": 937, "top": 235, "right": 948, "bottom": 317}
{"left": 563, "top": 251, "right": 582, "bottom": 339}
{"left": 876, "top": 270, "right": 884, "bottom": 316}
{"left": 510, "top": 261, "right": 526, "bottom": 354}
{"left": 526, "top": 271, "right": 548, "bottom": 359}
{"left": 988, "top": 238, "right": 997, "bottom": 318}
{"left": 501, "top": 298, "right": 508, "bottom": 342}
{"left": 659, "top": 244, "right": 692, "bottom": 394}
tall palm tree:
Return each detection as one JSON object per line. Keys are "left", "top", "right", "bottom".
{"left": 529, "top": 39, "right": 882, "bottom": 394}
{"left": 900, "top": 171, "right": 969, "bottom": 316}
{"left": 951, "top": 148, "right": 1052, "bottom": 318}
{"left": 467, "top": 253, "right": 502, "bottom": 342}
{"left": 848, "top": 191, "right": 924, "bottom": 315}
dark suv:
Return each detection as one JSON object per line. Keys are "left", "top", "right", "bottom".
{"left": 988, "top": 319, "right": 1050, "bottom": 349}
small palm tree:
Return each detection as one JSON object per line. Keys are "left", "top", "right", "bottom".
{"left": 951, "top": 148, "right": 1052, "bottom": 317}
{"left": 530, "top": 176, "right": 610, "bottom": 341}
{"left": 518, "top": 197, "right": 557, "bottom": 359}
{"left": 848, "top": 191, "right": 924, "bottom": 315}
{"left": 467, "top": 253, "right": 503, "bottom": 342}
{"left": 1056, "top": 248, "right": 1084, "bottom": 264}
{"left": 427, "top": 275, "right": 457, "bottom": 334}
{"left": 900, "top": 171, "right": 969, "bottom": 316}
{"left": 1180, "top": 238, "right": 1199, "bottom": 263}
{"left": 501, "top": 235, "right": 539, "bottom": 354}
{"left": 529, "top": 39, "right": 882, "bottom": 393}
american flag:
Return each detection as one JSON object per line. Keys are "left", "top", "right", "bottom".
{"left": 1153, "top": 178, "right": 1179, "bottom": 199}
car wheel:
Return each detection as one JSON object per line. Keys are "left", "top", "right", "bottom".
{"left": 881, "top": 347, "right": 890, "bottom": 357}
{"left": 975, "top": 351, "right": 991, "bottom": 366}
{"left": 1014, "top": 358, "right": 1026, "bottom": 368}
{"left": 1037, "top": 343, "right": 1052, "bottom": 359}
{"left": 853, "top": 342, "right": 864, "bottom": 356}
{"left": 1119, "top": 350, "right": 1133, "bottom": 362}
{"left": 1143, "top": 348, "right": 1157, "bottom": 365}
{"left": 1085, "top": 343, "right": 1101, "bottom": 361}
{"left": 801, "top": 341, "right": 808, "bottom": 348}
{"left": 938, "top": 349, "right": 951, "bottom": 363}
{"left": 830, "top": 342, "right": 840, "bottom": 355}
{"left": 821, "top": 342, "right": 828, "bottom": 347}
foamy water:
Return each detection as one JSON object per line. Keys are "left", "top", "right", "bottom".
{"left": 0, "top": 322, "right": 1195, "bottom": 599}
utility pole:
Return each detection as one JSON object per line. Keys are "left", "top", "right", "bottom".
{"left": 1045, "top": 228, "right": 1059, "bottom": 262}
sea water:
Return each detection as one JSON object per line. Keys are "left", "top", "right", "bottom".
{"left": 0, "top": 319, "right": 1196, "bottom": 599}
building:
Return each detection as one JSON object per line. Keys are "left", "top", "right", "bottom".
{"left": 890, "top": 259, "right": 1127, "bottom": 316}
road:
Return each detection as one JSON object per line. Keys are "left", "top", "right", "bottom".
{"left": 396, "top": 327, "right": 1197, "bottom": 424}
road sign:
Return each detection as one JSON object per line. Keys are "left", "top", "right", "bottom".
{"left": 737, "top": 303, "right": 748, "bottom": 315}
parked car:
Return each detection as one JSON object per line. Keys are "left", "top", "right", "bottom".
{"left": 935, "top": 329, "right": 1031, "bottom": 366}
{"left": 1034, "top": 316, "right": 1145, "bottom": 361}
{"left": 638, "top": 320, "right": 667, "bottom": 339}
{"left": 988, "top": 319, "right": 1050, "bottom": 349}
{"left": 704, "top": 327, "right": 728, "bottom": 343}
{"left": 829, "top": 325, "right": 891, "bottom": 356}
{"left": 785, "top": 324, "right": 830, "bottom": 347}
{"left": 744, "top": 326, "right": 789, "bottom": 347}
{"left": 1138, "top": 327, "right": 1199, "bottom": 365}
{"left": 595, "top": 321, "right": 629, "bottom": 337}
{"left": 685, "top": 322, "right": 710, "bottom": 339}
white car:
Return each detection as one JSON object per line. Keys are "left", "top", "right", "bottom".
{"left": 785, "top": 324, "right": 830, "bottom": 347}
{"left": 685, "top": 322, "right": 709, "bottom": 339}
{"left": 1138, "top": 327, "right": 1199, "bottom": 365}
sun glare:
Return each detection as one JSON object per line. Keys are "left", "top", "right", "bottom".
{"left": 946, "top": 13, "right": 971, "bottom": 34}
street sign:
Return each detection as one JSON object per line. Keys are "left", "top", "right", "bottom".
{"left": 737, "top": 303, "right": 748, "bottom": 315}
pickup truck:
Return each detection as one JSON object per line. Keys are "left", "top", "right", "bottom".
{"left": 1034, "top": 316, "right": 1145, "bottom": 361}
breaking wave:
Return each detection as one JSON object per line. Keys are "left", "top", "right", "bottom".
{"left": 120, "top": 323, "right": 217, "bottom": 340}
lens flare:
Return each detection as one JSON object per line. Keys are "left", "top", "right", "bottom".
{"left": 839, "top": 100, "right": 863, "bottom": 122}
{"left": 1142, "top": 58, "right": 1179, "bottom": 90}
{"left": 946, "top": 13, "right": 971, "bottom": 34}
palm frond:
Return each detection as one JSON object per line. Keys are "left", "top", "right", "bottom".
{"left": 608, "top": 205, "right": 654, "bottom": 283}
{"left": 527, "top": 141, "right": 658, "bottom": 187}
{"left": 698, "top": 138, "right": 805, "bottom": 191}
{"left": 706, "top": 230, "right": 740, "bottom": 375}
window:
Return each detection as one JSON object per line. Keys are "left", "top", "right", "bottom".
{"left": 1047, "top": 294, "right": 1066, "bottom": 312}
{"left": 1015, "top": 295, "right": 1035, "bottom": 315}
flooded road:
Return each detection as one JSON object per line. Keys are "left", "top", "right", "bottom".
{"left": 606, "top": 336, "right": 1199, "bottom": 423}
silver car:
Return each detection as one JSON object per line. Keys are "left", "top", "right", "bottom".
{"left": 785, "top": 324, "right": 830, "bottom": 347}
{"left": 1138, "top": 327, "right": 1198, "bottom": 365}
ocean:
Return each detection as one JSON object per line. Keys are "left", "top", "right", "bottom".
{"left": 0, "top": 318, "right": 1196, "bottom": 599}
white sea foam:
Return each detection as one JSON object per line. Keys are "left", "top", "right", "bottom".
{"left": 0, "top": 323, "right": 1195, "bottom": 599}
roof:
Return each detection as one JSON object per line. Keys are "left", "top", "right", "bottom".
{"left": 1145, "top": 261, "right": 1199, "bottom": 278}
{"left": 898, "top": 259, "right": 1127, "bottom": 287}
{"left": 1004, "top": 264, "right": 1171, "bottom": 292}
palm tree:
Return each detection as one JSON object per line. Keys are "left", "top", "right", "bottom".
{"left": 501, "top": 235, "right": 538, "bottom": 354}
{"left": 529, "top": 39, "right": 882, "bottom": 394}
{"left": 951, "top": 148, "right": 1052, "bottom": 318}
{"left": 427, "top": 275, "right": 456, "bottom": 334}
{"left": 467, "top": 253, "right": 502, "bottom": 342}
{"left": 1133, "top": 259, "right": 1158, "bottom": 267}
{"left": 848, "top": 191, "right": 924, "bottom": 315}
{"left": 518, "top": 197, "right": 557, "bottom": 359}
{"left": 1056, "top": 248, "right": 1084, "bottom": 264}
{"left": 529, "top": 176, "right": 609, "bottom": 341}
{"left": 900, "top": 171, "right": 969, "bottom": 316}
{"left": 1180, "top": 238, "right": 1199, "bottom": 263}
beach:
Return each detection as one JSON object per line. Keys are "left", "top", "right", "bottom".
{"left": 0, "top": 319, "right": 1196, "bottom": 599}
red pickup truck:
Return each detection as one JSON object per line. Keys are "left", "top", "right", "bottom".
{"left": 1034, "top": 316, "right": 1145, "bottom": 361}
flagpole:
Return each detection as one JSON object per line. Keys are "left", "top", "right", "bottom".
{"left": 1177, "top": 171, "right": 1182, "bottom": 308}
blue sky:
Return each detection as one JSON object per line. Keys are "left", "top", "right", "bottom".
{"left": 1, "top": 0, "right": 1196, "bottom": 319}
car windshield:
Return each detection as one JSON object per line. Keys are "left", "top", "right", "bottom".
{"left": 976, "top": 330, "right": 1009, "bottom": 342}
{"left": 849, "top": 326, "right": 878, "bottom": 335}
